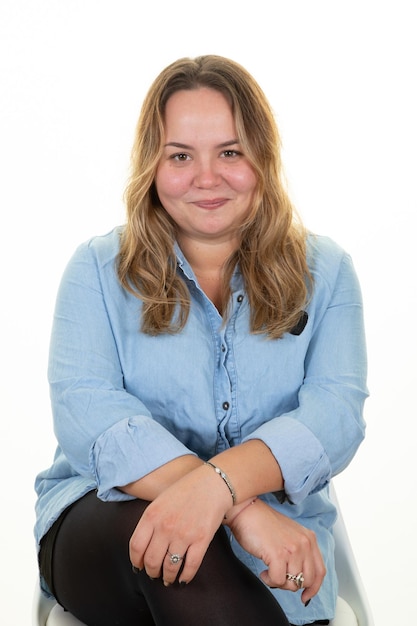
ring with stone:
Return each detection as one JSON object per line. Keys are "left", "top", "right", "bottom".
{"left": 286, "top": 571, "right": 304, "bottom": 589}
{"left": 167, "top": 550, "right": 183, "bottom": 565}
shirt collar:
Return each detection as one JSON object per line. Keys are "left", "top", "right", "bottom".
{"left": 174, "top": 241, "right": 244, "bottom": 292}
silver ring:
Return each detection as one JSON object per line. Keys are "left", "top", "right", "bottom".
{"left": 167, "top": 550, "right": 183, "bottom": 565}
{"left": 286, "top": 571, "right": 304, "bottom": 589}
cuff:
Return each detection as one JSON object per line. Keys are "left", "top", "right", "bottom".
{"left": 90, "top": 415, "right": 196, "bottom": 501}
{"left": 242, "top": 416, "right": 332, "bottom": 504}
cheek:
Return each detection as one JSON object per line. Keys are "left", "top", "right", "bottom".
{"left": 231, "top": 168, "right": 258, "bottom": 195}
{"left": 155, "top": 167, "right": 189, "bottom": 200}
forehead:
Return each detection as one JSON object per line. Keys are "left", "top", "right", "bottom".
{"left": 163, "top": 88, "right": 236, "bottom": 139}
{"left": 165, "top": 86, "right": 231, "bottom": 109}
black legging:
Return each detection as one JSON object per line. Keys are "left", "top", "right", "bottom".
{"left": 39, "top": 490, "right": 292, "bottom": 626}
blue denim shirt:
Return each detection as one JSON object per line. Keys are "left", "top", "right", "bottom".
{"left": 34, "top": 226, "right": 368, "bottom": 624}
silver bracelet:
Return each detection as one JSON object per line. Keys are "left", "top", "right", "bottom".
{"left": 205, "top": 461, "right": 236, "bottom": 504}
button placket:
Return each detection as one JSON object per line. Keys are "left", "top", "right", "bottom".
{"left": 214, "top": 288, "right": 244, "bottom": 444}
{"left": 214, "top": 329, "right": 232, "bottom": 446}
{"left": 219, "top": 336, "right": 231, "bottom": 415}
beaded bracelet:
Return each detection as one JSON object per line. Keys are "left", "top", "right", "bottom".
{"left": 205, "top": 461, "right": 236, "bottom": 504}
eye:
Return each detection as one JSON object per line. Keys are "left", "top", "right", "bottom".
{"left": 221, "top": 149, "right": 241, "bottom": 158}
{"left": 171, "top": 153, "right": 190, "bottom": 162}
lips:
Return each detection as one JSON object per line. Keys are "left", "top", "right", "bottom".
{"left": 192, "top": 198, "right": 229, "bottom": 209}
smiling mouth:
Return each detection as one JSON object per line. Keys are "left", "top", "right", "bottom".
{"left": 193, "top": 198, "right": 229, "bottom": 209}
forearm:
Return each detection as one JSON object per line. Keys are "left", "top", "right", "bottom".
{"left": 209, "top": 439, "right": 283, "bottom": 504}
{"left": 119, "top": 439, "right": 283, "bottom": 515}
{"left": 118, "top": 454, "right": 204, "bottom": 500}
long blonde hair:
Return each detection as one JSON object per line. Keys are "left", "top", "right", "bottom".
{"left": 118, "top": 55, "right": 311, "bottom": 338}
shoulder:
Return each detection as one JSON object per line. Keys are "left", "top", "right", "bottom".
{"left": 82, "top": 225, "right": 123, "bottom": 261}
{"left": 58, "top": 226, "right": 124, "bottom": 293}
{"left": 307, "top": 232, "right": 350, "bottom": 275}
{"left": 69, "top": 226, "right": 124, "bottom": 269}
{"left": 306, "top": 233, "right": 360, "bottom": 296}
{"left": 307, "top": 233, "right": 346, "bottom": 267}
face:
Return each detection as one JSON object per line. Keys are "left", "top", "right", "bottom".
{"left": 155, "top": 87, "right": 257, "bottom": 249}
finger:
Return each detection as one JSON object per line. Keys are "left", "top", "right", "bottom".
{"left": 162, "top": 549, "right": 187, "bottom": 586}
{"left": 130, "top": 518, "right": 170, "bottom": 579}
{"left": 261, "top": 555, "right": 304, "bottom": 590}
{"left": 299, "top": 531, "right": 326, "bottom": 602}
{"left": 284, "top": 569, "right": 306, "bottom": 592}
{"left": 174, "top": 543, "right": 207, "bottom": 585}
{"left": 129, "top": 521, "right": 154, "bottom": 571}
{"left": 301, "top": 551, "right": 326, "bottom": 603}
{"left": 259, "top": 560, "right": 292, "bottom": 589}
{"left": 260, "top": 568, "right": 284, "bottom": 588}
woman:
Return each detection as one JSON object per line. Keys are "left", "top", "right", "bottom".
{"left": 35, "top": 55, "right": 368, "bottom": 626}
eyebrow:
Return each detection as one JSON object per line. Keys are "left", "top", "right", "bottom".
{"left": 163, "top": 139, "right": 240, "bottom": 149}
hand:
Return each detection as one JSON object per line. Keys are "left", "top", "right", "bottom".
{"left": 228, "top": 498, "right": 326, "bottom": 605}
{"left": 129, "top": 463, "right": 232, "bottom": 585}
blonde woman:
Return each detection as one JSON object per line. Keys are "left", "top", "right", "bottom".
{"left": 35, "top": 55, "right": 368, "bottom": 626}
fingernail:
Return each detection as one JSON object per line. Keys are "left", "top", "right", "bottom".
{"left": 179, "top": 581, "right": 187, "bottom": 587}
{"left": 132, "top": 566, "right": 141, "bottom": 574}
{"left": 163, "top": 580, "right": 171, "bottom": 587}
{"left": 304, "top": 599, "right": 311, "bottom": 608}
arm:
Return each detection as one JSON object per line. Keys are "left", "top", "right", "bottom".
{"left": 127, "top": 442, "right": 325, "bottom": 601}
{"left": 48, "top": 236, "right": 196, "bottom": 500}
{"left": 121, "top": 438, "right": 283, "bottom": 502}
{"left": 127, "top": 440, "right": 281, "bottom": 584}
{"left": 242, "top": 246, "right": 368, "bottom": 504}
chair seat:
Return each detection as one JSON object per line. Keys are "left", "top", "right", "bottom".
{"left": 331, "top": 596, "right": 358, "bottom": 625}
{"left": 46, "top": 604, "right": 86, "bottom": 625}
{"left": 43, "top": 594, "right": 357, "bottom": 625}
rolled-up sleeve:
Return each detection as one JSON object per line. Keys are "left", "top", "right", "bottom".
{"left": 91, "top": 416, "right": 194, "bottom": 501}
{"left": 243, "top": 247, "right": 368, "bottom": 504}
{"left": 48, "top": 238, "right": 194, "bottom": 501}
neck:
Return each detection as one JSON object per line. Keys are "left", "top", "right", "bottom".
{"left": 177, "top": 235, "right": 238, "bottom": 314}
{"left": 177, "top": 235, "right": 237, "bottom": 277}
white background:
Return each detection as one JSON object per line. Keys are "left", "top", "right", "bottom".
{"left": 1, "top": 1, "right": 416, "bottom": 624}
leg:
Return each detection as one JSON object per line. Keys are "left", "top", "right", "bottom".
{"left": 47, "top": 492, "right": 155, "bottom": 626}
{"left": 133, "top": 520, "right": 290, "bottom": 626}
{"left": 43, "top": 491, "right": 290, "bottom": 626}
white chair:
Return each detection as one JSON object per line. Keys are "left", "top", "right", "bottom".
{"left": 330, "top": 483, "right": 374, "bottom": 625}
{"left": 32, "top": 484, "right": 374, "bottom": 625}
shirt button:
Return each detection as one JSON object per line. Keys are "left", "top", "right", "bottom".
{"left": 222, "top": 401, "right": 230, "bottom": 411}
{"left": 221, "top": 344, "right": 226, "bottom": 352}
{"left": 237, "top": 294, "right": 244, "bottom": 303}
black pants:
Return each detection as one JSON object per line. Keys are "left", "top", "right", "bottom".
{"left": 39, "top": 491, "right": 328, "bottom": 626}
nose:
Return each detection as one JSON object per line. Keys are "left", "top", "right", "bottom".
{"left": 193, "top": 158, "right": 221, "bottom": 189}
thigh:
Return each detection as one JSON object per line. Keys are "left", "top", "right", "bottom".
{"left": 44, "top": 491, "right": 290, "bottom": 626}
{"left": 48, "top": 491, "right": 155, "bottom": 626}
{"left": 130, "top": 511, "right": 291, "bottom": 626}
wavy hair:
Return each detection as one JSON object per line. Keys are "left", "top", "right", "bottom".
{"left": 118, "top": 55, "right": 311, "bottom": 338}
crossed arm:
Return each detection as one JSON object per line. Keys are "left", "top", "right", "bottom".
{"left": 120, "top": 439, "right": 325, "bottom": 606}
